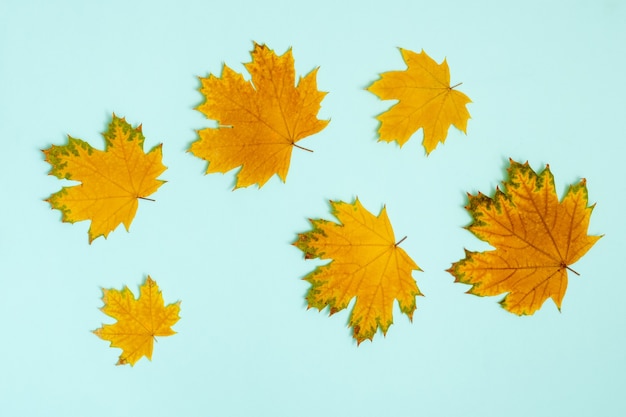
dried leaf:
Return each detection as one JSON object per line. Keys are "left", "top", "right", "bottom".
{"left": 367, "top": 48, "right": 471, "bottom": 154}
{"left": 448, "top": 159, "right": 602, "bottom": 315}
{"left": 294, "top": 199, "right": 422, "bottom": 344}
{"left": 93, "top": 276, "right": 180, "bottom": 366}
{"left": 190, "top": 42, "right": 329, "bottom": 188}
{"left": 43, "top": 114, "right": 166, "bottom": 243}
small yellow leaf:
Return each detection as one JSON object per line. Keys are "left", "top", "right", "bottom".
{"left": 93, "top": 276, "right": 180, "bottom": 366}
{"left": 294, "top": 199, "right": 422, "bottom": 344}
{"left": 367, "top": 48, "right": 471, "bottom": 154}
{"left": 189, "top": 42, "right": 329, "bottom": 189}
{"left": 448, "top": 159, "right": 602, "bottom": 315}
{"left": 43, "top": 114, "right": 166, "bottom": 243}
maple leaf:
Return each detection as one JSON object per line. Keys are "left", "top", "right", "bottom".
{"left": 43, "top": 114, "right": 166, "bottom": 243}
{"left": 293, "top": 198, "right": 422, "bottom": 344}
{"left": 448, "top": 159, "right": 601, "bottom": 315}
{"left": 189, "top": 42, "right": 329, "bottom": 189}
{"left": 367, "top": 48, "right": 471, "bottom": 154}
{"left": 93, "top": 276, "right": 181, "bottom": 366}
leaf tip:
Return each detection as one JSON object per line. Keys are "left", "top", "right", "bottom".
{"left": 116, "top": 357, "right": 130, "bottom": 366}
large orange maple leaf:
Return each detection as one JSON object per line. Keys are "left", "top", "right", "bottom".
{"left": 367, "top": 48, "right": 471, "bottom": 154}
{"left": 293, "top": 199, "right": 422, "bottom": 344}
{"left": 43, "top": 114, "right": 166, "bottom": 243}
{"left": 448, "top": 159, "right": 601, "bottom": 315}
{"left": 189, "top": 42, "right": 329, "bottom": 189}
{"left": 93, "top": 276, "right": 181, "bottom": 366}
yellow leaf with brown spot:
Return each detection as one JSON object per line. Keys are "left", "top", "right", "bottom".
{"left": 448, "top": 159, "right": 602, "bottom": 315}
{"left": 367, "top": 48, "right": 471, "bottom": 154}
{"left": 43, "top": 114, "right": 166, "bottom": 243}
{"left": 293, "top": 199, "right": 422, "bottom": 344}
{"left": 93, "top": 276, "right": 180, "bottom": 366}
{"left": 189, "top": 42, "right": 329, "bottom": 189}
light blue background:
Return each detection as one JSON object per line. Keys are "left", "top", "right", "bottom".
{"left": 1, "top": 0, "right": 624, "bottom": 416}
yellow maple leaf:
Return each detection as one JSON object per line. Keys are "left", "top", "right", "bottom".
{"left": 448, "top": 159, "right": 602, "bottom": 315}
{"left": 189, "top": 42, "right": 329, "bottom": 189}
{"left": 93, "top": 276, "right": 181, "bottom": 366}
{"left": 367, "top": 48, "right": 471, "bottom": 154}
{"left": 293, "top": 198, "right": 422, "bottom": 344}
{"left": 43, "top": 114, "right": 166, "bottom": 243}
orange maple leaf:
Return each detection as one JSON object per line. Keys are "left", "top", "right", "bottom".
{"left": 293, "top": 199, "right": 422, "bottom": 344}
{"left": 189, "top": 42, "right": 329, "bottom": 189}
{"left": 43, "top": 114, "right": 166, "bottom": 243}
{"left": 93, "top": 276, "right": 181, "bottom": 366}
{"left": 448, "top": 159, "right": 602, "bottom": 315}
{"left": 367, "top": 48, "right": 471, "bottom": 154}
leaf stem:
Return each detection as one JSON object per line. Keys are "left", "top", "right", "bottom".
{"left": 293, "top": 143, "right": 313, "bottom": 152}
{"left": 138, "top": 196, "right": 156, "bottom": 202}
{"left": 450, "top": 82, "right": 463, "bottom": 89}
{"left": 565, "top": 265, "right": 580, "bottom": 276}
{"left": 395, "top": 236, "right": 407, "bottom": 246}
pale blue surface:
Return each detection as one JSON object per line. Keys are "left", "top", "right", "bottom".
{"left": 1, "top": 0, "right": 625, "bottom": 416}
